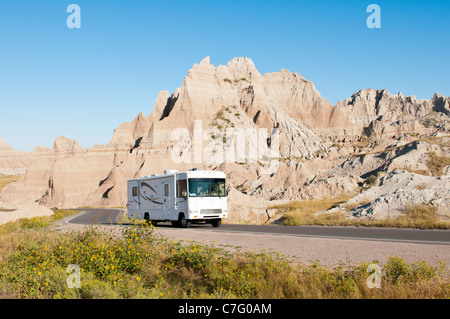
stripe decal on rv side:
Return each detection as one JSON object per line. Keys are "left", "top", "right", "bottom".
{"left": 140, "top": 181, "right": 164, "bottom": 204}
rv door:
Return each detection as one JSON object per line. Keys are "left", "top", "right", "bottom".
{"left": 163, "top": 176, "right": 175, "bottom": 220}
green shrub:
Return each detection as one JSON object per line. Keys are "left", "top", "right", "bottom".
{"left": 384, "top": 256, "right": 446, "bottom": 283}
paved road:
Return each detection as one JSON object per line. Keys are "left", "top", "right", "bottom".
{"left": 66, "top": 209, "right": 450, "bottom": 245}
{"left": 65, "top": 208, "right": 123, "bottom": 225}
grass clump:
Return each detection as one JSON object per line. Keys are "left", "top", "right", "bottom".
{"left": 401, "top": 167, "right": 431, "bottom": 176}
{"left": 270, "top": 195, "right": 352, "bottom": 226}
{"left": 389, "top": 203, "right": 449, "bottom": 229}
{"left": 426, "top": 151, "right": 450, "bottom": 176}
{"left": 365, "top": 174, "right": 378, "bottom": 187}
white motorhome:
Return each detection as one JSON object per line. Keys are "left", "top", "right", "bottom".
{"left": 127, "top": 169, "right": 227, "bottom": 227}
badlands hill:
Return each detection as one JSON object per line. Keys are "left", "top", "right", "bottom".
{"left": 1, "top": 57, "right": 449, "bottom": 223}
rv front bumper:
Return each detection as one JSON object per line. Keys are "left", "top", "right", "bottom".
{"left": 188, "top": 209, "right": 227, "bottom": 219}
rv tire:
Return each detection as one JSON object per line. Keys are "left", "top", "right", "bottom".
{"left": 178, "top": 213, "right": 191, "bottom": 228}
{"left": 211, "top": 219, "right": 222, "bottom": 227}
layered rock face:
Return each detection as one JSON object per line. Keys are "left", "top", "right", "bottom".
{"left": 0, "top": 139, "right": 29, "bottom": 175}
{"left": 1, "top": 57, "right": 449, "bottom": 222}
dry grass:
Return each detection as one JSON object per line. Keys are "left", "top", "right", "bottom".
{"left": 271, "top": 196, "right": 450, "bottom": 229}
{"left": 389, "top": 204, "right": 449, "bottom": 229}
{"left": 269, "top": 195, "right": 353, "bottom": 226}
{"left": 401, "top": 167, "right": 431, "bottom": 176}
{"left": 426, "top": 151, "right": 450, "bottom": 176}
{"left": 0, "top": 174, "right": 22, "bottom": 192}
{"left": 415, "top": 183, "right": 428, "bottom": 190}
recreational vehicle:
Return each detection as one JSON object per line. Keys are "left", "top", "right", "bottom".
{"left": 127, "top": 169, "right": 227, "bottom": 227}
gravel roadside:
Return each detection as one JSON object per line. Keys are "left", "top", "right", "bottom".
{"left": 153, "top": 226, "right": 450, "bottom": 268}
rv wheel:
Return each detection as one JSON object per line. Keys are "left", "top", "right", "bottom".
{"left": 178, "top": 213, "right": 191, "bottom": 228}
{"left": 211, "top": 219, "right": 222, "bottom": 227}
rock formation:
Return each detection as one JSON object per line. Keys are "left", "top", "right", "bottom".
{"left": 0, "top": 138, "right": 14, "bottom": 152}
{"left": 0, "top": 138, "right": 30, "bottom": 175}
{"left": 335, "top": 89, "right": 449, "bottom": 142}
{"left": 329, "top": 169, "right": 450, "bottom": 219}
{"left": 0, "top": 57, "right": 449, "bottom": 223}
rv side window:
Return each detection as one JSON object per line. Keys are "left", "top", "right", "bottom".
{"left": 132, "top": 186, "right": 137, "bottom": 197}
{"left": 165, "top": 184, "right": 169, "bottom": 196}
{"left": 177, "top": 180, "right": 187, "bottom": 198}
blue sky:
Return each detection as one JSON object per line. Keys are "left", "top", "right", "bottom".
{"left": 0, "top": 0, "right": 449, "bottom": 151}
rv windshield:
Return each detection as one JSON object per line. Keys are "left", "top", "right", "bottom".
{"left": 188, "top": 178, "right": 226, "bottom": 197}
